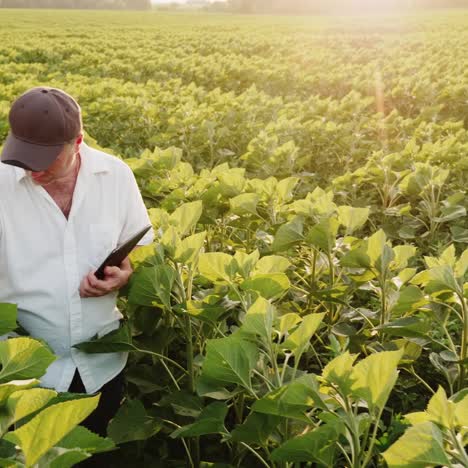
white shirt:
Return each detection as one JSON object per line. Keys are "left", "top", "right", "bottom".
{"left": 0, "top": 142, "right": 154, "bottom": 393}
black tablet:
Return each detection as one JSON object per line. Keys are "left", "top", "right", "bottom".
{"left": 94, "top": 224, "right": 152, "bottom": 280}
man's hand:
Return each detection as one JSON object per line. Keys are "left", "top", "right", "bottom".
{"left": 79, "top": 257, "right": 133, "bottom": 298}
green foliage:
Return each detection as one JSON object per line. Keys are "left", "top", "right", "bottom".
{"left": 0, "top": 9, "right": 467, "bottom": 467}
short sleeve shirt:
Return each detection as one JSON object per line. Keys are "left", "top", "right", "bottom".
{"left": 0, "top": 141, "right": 154, "bottom": 393}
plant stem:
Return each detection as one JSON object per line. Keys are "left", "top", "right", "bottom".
{"left": 239, "top": 442, "right": 271, "bottom": 468}
{"left": 458, "top": 294, "right": 468, "bottom": 391}
{"left": 361, "top": 407, "right": 384, "bottom": 468}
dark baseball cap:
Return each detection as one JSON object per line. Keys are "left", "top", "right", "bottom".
{"left": 0, "top": 87, "right": 82, "bottom": 172}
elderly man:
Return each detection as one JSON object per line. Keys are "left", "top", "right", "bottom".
{"left": 0, "top": 87, "right": 154, "bottom": 437}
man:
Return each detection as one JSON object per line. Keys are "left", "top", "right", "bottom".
{"left": 0, "top": 87, "right": 154, "bottom": 438}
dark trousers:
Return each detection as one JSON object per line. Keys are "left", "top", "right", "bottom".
{"left": 68, "top": 369, "right": 125, "bottom": 437}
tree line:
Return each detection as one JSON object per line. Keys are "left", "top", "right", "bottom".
{"left": 0, "top": 0, "right": 151, "bottom": 9}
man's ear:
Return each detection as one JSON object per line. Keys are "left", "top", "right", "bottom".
{"left": 75, "top": 133, "right": 84, "bottom": 146}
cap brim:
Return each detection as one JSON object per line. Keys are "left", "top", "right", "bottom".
{"left": 0, "top": 133, "right": 64, "bottom": 171}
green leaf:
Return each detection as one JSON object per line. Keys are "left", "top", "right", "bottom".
{"left": 278, "top": 313, "right": 301, "bottom": 337}
{"left": 455, "top": 248, "right": 468, "bottom": 279}
{"left": 378, "top": 316, "right": 431, "bottom": 338}
{"left": 434, "top": 205, "right": 466, "bottom": 223}
{"left": 425, "top": 386, "right": 456, "bottom": 430}
{"left": 252, "top": 374, "right": 325, "bottom": 421}
{"left": 271, "top": 422, "right": 342, "bottom": 466}
{"left": 351, "top": 349, "right": 403, "bottom": 411}
{"left": 320, "top": 351, "right": 357, "bottom": 395}
{"left": 230, "top": 412, "right": 281, "bottom": 445}
{"left": 0, "top": 380, "right": 39, "bottom": 406}
{"left": 107, "top": 399, "right": 161, "bottom": 444}
{"left": 229, "top": 193, "right": 259, "bottom": 215}
{"left": 392, "top": 246, "right": 417, "bottom": 270}
{"left": 169, "top": 201, "right": 203, "bottom": 236}
{"left": 388, "top": 286, "right": 428, "bottom": 316}
{"left": 241, "top": 297, "right": 276, "bottom": 343}
{"left": 276, "top": 177, "right": 299, "bottom": 203}
{"left": 367, "top": 229, "right": 387, "bottom": 266}
{"left": 174, "top": 231, "right": 206, "bottom": 265}
{"left": 240, "top": 273, "right": 290, "bottom": 299}
{"left": 171, "top": 402, "right": 228, "bottom": 438}
{"left": 198, "top": 253, "right": 237, "bottom": 283}
{"left": 200, "top": 336, "right": 258, "bottom": 390}
{"left": 58, "top": 425, "right": 115, "bottom": 454}
{"left": 412, "top": 265, "right": 460, "bottom": 295}
{"left": 0, "top": 338, "right": 55, "bottom": 382}
{"left": 0, "top": 304, "right": 17, "bottom": 336}
{"left": 340, "top": 245, "right": 371, "bottom": 269}
{"left": 282, "top": 313, "right": 325, "bottom": 357}
{"left": 186, "top": 297, "right": 226, "bottom": 323}
{"left": 306, "top": 217, "right": 339, "bottom": 253}
{"left": 271, "top": 218, "right": 304, "bottom": 252}
{"left": 73, "top": 322, "right": 135, "bottom": 353}
{"left": 337, "top": 206, "right": 369, "bottom": 234}
{"left": 4, "top": 395, "right": 100, "bottom": 467}
{"left": 128, "top": 265, "right": 177, "bottom": 309}
{"left": 37, "top": 447, "right": 89, "bottom": 468}
{"left": 0, "top": 388, "right": 57, "bottom": 435}
{"left": 252, "top": 255, "right": 291, "bottom": 275}
{"left": 159, "top": 225, "right": 181, "bottom": 258}
{"left": 233, "top": 250, "right": 260, "bottom": 279}
{"left": 382, "top": 422, "right": 450, "bottom": 468}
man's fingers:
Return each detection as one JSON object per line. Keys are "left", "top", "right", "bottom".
{"left": 80, "top": 275, "right": 106, "bottom": 297}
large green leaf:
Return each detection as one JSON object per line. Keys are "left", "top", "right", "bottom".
{"left": 281, "top": 313, "right": 325, "bottom": 358}
{"left": 306, "top": 217, "right": 339, "bottom": 253}
{"left": 252, "top": 255, "right": 291, "bottom": 275}
{"left": 454, "top": 248, "right": 468, "bottom": 279}
{"left": 0, "top": 380, "right": 39, "bottom": 406}
{"left": 388, "top": 286, "right": 428, "bottom": 316}
{"left": 252, "top": 374, "right": 325, "bottom": 421}
{"left": 233, "top": 250, "right": 260, "bottom": 279}
{"left": 200, "top": 336, "right": 258, "bottom": 390}
{"left": 337, "top": 206, "right": 369, "bottom": 234}
{"left": 73, "top": 322, "right": 135, "bottom": 353}
{"left": 174, "top": 231, "right": 206, "bottom": 265}
{"left": 271, "top": 217, "right": 304, "bottom": 252}
{"left": 229, "top": 193, "right": 259, "bottom": 215}
{"left": 382, "top": 422, "right": 450, "bottom": 468}
{"left": 411, "top": 265, "right": 461, "bottom": 296}
{"left": 320, "top": 351, "right": 357, "bottom": 395}
{"left": 107, "top": 399, "right": 161, "bottom": 444}
{"left": 0, "top": 304, "right": 17, "bottom": 336}
{"left": 351, "top": 349, "right": 403, "bottom": 411}
{"left": 241, "top": 297, "right": 276, "bottom": 343}
{"left": 4, "top": 395, "right": 100, "bottom": 467}
{"left": 170, "top": 402, "right": 228, "bottom": 438}
{"left": 378, "top": 316, "right": 431, "bottom": 339}
{"left": 392, "top": 245, "right": 417, "bottom": 270}
{"left": 230, "top": 412, "right": 281, "bottom": 445}
{"left": 0, "top": 388, "right": 57, "bottom": 435}
{"left": 169, "top": 200, "right": 203, "bottom": 236}
{"left": 367, "top": 229, "right": 388, "bottom": 267}
{"left": 0, "top": 338, "right": 55, "bottom": 382}
{"left": 271, "top": 422, "right": 342, "bottom": 466}
{"left": 198, "top": 253, "right": 237, "bottom": 282}
{"left": 58, "top": 425, "right": 115, "bottom": 454}
{"left": 276, "top": 177, "right": 299, "bottom": 203}
{"left": 37, "top": 447, "right": 89, "bottom": 468}
{"left": 240, "top": 273, "right": 290, "bottom": 299}
{"left": 128, "top": 265, "right": 177, "bottom": 309}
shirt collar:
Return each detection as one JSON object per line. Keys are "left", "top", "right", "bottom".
{"left": 13, "top": 140, "right": 110, "bottom": 183}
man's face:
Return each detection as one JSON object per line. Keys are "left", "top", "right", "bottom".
{"left": 28, "top": 136, "right": 81, "bottom": 186}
